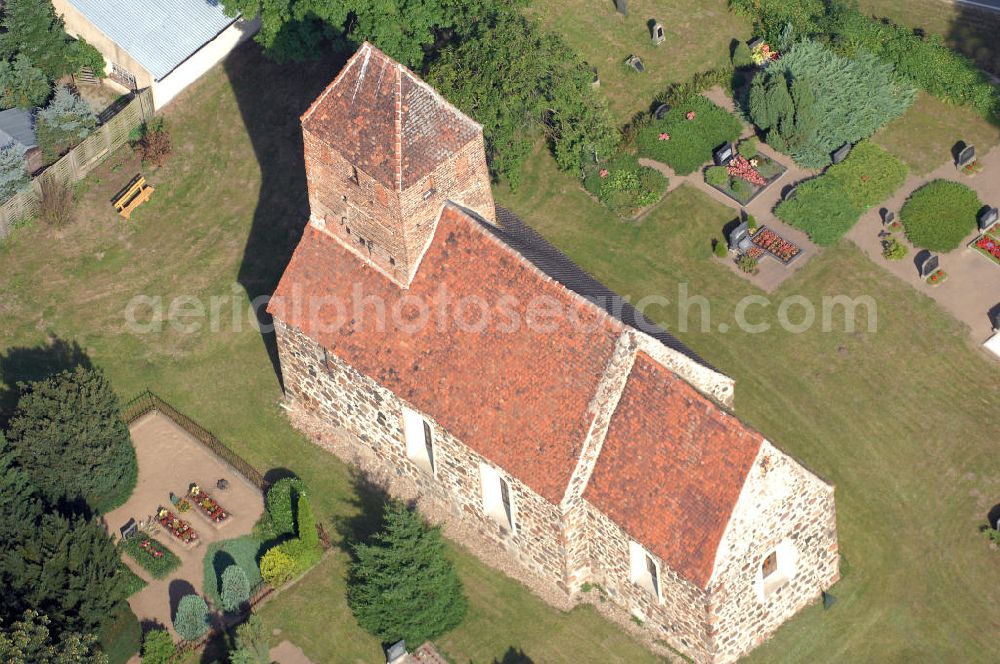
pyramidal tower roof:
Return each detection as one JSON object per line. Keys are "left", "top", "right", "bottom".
{"left": 300, "top": 42, "right": 483, "bottom": 191}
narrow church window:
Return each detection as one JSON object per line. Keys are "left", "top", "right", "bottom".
{"left": 500, "top": 477, "right": 512, "bottom": 527}
{"left": 349, "top": 166, "right": 359, "bottom": 184}
{"left": 480, "top": 463, "right": 515, "bottom": 533}
{"left": 403, "top": 407, "right": 434, "bottom": 476}
{"left": 628, "top": 541, "right": 662, "bottom": 602}
{"left": 761, "top": 551, "right": 778, "bottom": 579}
{"left": 645, "top": 553, "right": 660, "bottom": 598}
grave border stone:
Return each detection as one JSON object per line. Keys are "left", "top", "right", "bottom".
{"left": 652, "top": 22, "right": 665, "bottom": 45}
{"left": 831, "top": 143, "right": 851, "bottom": 165}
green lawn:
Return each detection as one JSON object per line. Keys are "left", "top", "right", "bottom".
{"left": 874, "top": 92, "right": 1000, "bottom": 175}
{"left": 0, "top": 47, "right": 657, "bottom": 664}
{"left": 497, "top": 145, "right": 1000, "bottom": 663}
{"left": 529, "top": 0, "right": 750, "bottom": 122}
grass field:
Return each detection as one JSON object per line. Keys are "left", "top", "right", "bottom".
{"left": 496, "top": 145, "right": 1000, "bottom": 663}
{"left": 529, "top": 0, "right": 750, "bottom": 122}
{"left": 874, "top": 92, "right": 1000, "bottom": 175}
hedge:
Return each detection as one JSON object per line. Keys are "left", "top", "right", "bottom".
{"left": 202, "top": 536, "right": 265, "bottom": 608}
{"left": 120, "top": 533, "right": 180, "bottom": 579}
{"left": 776, "top": 142, "right": 908, "bottom": 246}
{"left": 900, "top": 180, "right": 982, "bottom": 251}
{"left": 265, "top": 477, "right": 307, "bottom": 538}
{"left": 636, "top": 96, "right": 743, "bottom": 175}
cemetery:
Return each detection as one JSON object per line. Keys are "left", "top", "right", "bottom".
{"left": 704, "top": 138, "right": 786, "bottom": 205}
{"left": 972, "top": 209, "right": 1000, "bottom": 266}
{"left": 636, "top": 95, "right": 743, "bottom": 175}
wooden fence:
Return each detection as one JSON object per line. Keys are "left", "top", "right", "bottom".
{"left": 120, "top": 389, "right": 268, "bottom": 492}
{"left": 0, "top": 87, "right": 154, "bottom": 240}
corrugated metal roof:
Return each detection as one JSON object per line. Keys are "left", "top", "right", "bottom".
{"left": 0, "top": 108, "right": 36, "bottom": 154}
{"left": 68, "top": 0, "right": 237, "bottom": 80}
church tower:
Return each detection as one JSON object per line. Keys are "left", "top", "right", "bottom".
{"left": 299, "top": 42, "right": 495, "bottom": 286}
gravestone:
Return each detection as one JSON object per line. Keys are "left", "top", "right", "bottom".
{"left": 782, "top": 185, "right": 798, "bottom": 202}
{"left": 653, "top": 103, "right": 670, "bottom": 120}
{"left": 614, "top": 0, "right": 627, "bottom": 17}
{"left": 120, "top": 519, "right": 138, "bottom": 540}
{"left": 728, "top": 221, "right": 752, "bottom": 252}
{"left": 979, "top": 206, "right": 998, "bottom": 231}
{"left": 921, "top": 254, "right": 939, "bottom": 279}
{"left": 626, "top": 55, "right": 644, "bottom": 73}
{"left": 386, "top": 641, "right": 408, "bottom": 664}
{"left": 713, "top": 142, "right": 734, "bottom": 166}
{"left": 747, "top": 37, "right": 764, "bottom": 51}
{"left": 957, "top": 144, "right": 976, "bottom": 167}
{"left": 882, "top": 209, "right": 895, "bottom": 225}
{"left": 831, "top": 143, "right": 851, "bottom": 164}
{"left": 652, "top": 22, "right": 665, "bottom": 45}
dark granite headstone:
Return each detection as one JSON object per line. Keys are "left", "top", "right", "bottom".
{"left": 653, "top": 103, "right": 670, "bottom": 120}
{"left": 728, "top": 221, "right": 751, "bottom": 252}
{"left": 958, "top": 144, "right": 976, "bottom": 167}
{"left": 831, "top": 143, "right": 851, "bottom": 164}
{"left": 882, "top": 209, "right": 895, "bottom": 225}
{"left": 979, "top": 206, "right": 998, "bottom": 231}
{"left": 614, "top": 0, "right": 628, "bottom": 17}
{"left": 713, "top": 142, "right": 734, "bottom": 166}
{"left": 921, "top": 254, "right": 939, "bottom": 279}
{"left": 782, "top": 185, "right": 798, "bottom": 202}
{"left": 747, "top": 37, "right": 764, "bottom": 51}
{"left": 120, "top": 519, "right": 138, "bottom": 540}
{"left": 386, "top": 641, "right": 408, "bottom": 664}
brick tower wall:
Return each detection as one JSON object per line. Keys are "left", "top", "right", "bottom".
{"left": 302, "top": 129, "right": 495, "bottom": 286}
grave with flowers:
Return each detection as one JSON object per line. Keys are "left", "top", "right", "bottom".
{"left": 157, "top": 507, "right": 200, "bottom": 547}
{"left": 187, "top": 483, "right": 232, "bottom": 528}
{"left": 971, "top": 210, "right": 1000, "bottom": 267}
{"left": 704, "top": 138, "right": 786, "bottom": 205}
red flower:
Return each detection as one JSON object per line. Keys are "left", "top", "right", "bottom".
{"left": 727, "top": 155, "right": 767, "bottom": 187}
{"left": 599, "top": 168, "right": 609, "bottom": 178}
{"left": 686, "top": 111, "right": 696, "bottom": 120}
{"left": 658, "top": 132, "right": 670, "bottom": 141}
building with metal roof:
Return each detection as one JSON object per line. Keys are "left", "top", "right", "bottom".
{"left": 52, "top": 0, "right": 260, "bottom": 109}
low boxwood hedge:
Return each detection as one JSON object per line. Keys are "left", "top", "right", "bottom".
{"left": 775, "top": 142, "right": 908, "bottom": 246}
{"left": 636, "top": 96, "right": 743, "bottom": 175}
{"left": 120, "top": 533, "right": 181, "bottom": 579}
{"left": 900, "top": 180, "right": 982, "bottom": 251}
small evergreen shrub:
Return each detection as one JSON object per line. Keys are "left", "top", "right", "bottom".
{"left": 636, "top": 96, "right": 743, "bottom": 175}
{"left": 202, "top": 536, "right": 264, "bottom": 608}
{"left": 713, "top": 237, "right": 728, "bottom": 258}
{"left": 141, "top": 629, "right": 175, "bottom": 664}
{"left": 0, "top": 142, "right": 29, "bottom": 203}
{"left": 277, "top": 537, "right": 322, "bottom": 575}
{"left": 900, "top": 180, "right": 981, "bottom": 251}
{"left": 297, "top": 494, "right": 319, "bottom": 550}
{"left": 738, "top": 138, "right": 759, "bottom": 158}
{"left": 736, "top": 254, "right": 758, "bottom": 274}
{"left": 705, "top": 166, "right": 729, "bottom": 188}
{"left": 173, "top": 595, "right": 209, "bottom": 641}
{"left": 220, "top": 565, "right": 251, "bottom": 613}
{"left": 260, "top": 547, "right": 296, "bottom": 587}
{"left": 266, "top": 477, "right": 307, "bottom": 538}
{"left": 746, "top": 214, "right": 759, "bottom": 231}
{"left": 730, "top": 178, "right": 752, "bottom": 201}
{"left": 881, "top": 237, "right": 908, "bottom": 260}
{"left": 36, "top": 86, "right": 96, "bottom": 163}
{"left": 776, "top": 142, "right": 908, "bottom": 246}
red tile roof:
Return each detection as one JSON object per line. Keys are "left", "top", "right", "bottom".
{"left": 583, "top": 353, "right": 763, "bottom": 589}
{"left": 269, "top": 204, "right": 622, "bottom": 503}
{"left": 301, "top": 42, "right": 481, "bottom": 190}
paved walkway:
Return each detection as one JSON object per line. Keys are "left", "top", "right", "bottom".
{"left": 846, "top": 142, "right": 1000, "bottom": 342}
{"left": 105, "top": 412, "right": 265, "bottom": 638}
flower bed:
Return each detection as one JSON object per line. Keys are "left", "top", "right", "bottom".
{"left": 188, "top": 484, "right": 231, "bottom": 525}
{"left": 120, "top": 532, "right": 181, "bottom": 579}
{"left": 158, "top": 508, "right": 199, "bottom": 546}
{"left": 973, "top": 231, "right": 1000, "bottom": 266}
{"left": 704, "top": 142, "right": 786, "bottom": 205}
{"left": 926, "top": 269, "right": 948, "bottom": 286}
{"left": 752, "top": 226, "right": 802, "bottom": 264}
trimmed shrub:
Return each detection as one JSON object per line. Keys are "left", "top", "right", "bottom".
{"left": 348, "top": 501, "right": 466, "bottom": 645}
{"left": 738, "top": 137, "right": 759, "bottom": 158}
{"left": 705, "top": 166, "right": 729, "bottom": 188}
{"left": 881, "top": 237, "right": 908, "bottom": 260}
{"left": 120, "top": 533, "right": 181, "bottom": 579}
{"left": 900, "top": 180, "right": 981, "bottom": 251}
{"left": 730, "top": 178, "right": 752, "bottom": 201}
{"left": 173, "top": 595, "right": 209, "bottom": 641}
{"left": 637, "top": 96, "right": 743, "bottom": 175}
{"left": 0, "top": 142, "right": 29, "bottom": 203}
{"left": 202, "top": 536, "right": 264, "bottom": 608}
{"left": 260, "top": 547, "right": 296, "bottom": 587}
{"left": 220, "top": 565, "right": 251, "bottom": 613}
{"left": 297, "top": 494, "right": 319, "bottom": 550}
{"left": 7, "top": 365, "right": 137, "bottom": 512}
{"left": 776, "top": 142, "right": 908, "bottom": 246}
{"left": 276, "top": 537, "right": 322, "bottom": 576}
{"left": 141, "top": 629, "right": 175, "bottom": 664}
{"left": 749, "top": 40, "right": 914, "bottom": 168}
{"left": 713, "top": 237, "right": 728, "bottom": 258}
{"left": 266, "top": 477, "right": 307, "bottom": 538}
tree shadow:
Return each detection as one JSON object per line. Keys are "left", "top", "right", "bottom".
{"left": 139, "top": 618, "right": 168, "bottom": 635}
{"left": 263, "top": 466, "right": 299, "bottom": 487}
{"left": 987, "top": 302, "right": 1000, "bottom": 331}
{"left": 0, "top": 335, "right": 91, "bottom": 426}
{"left": 331, "top": 468, "right": 392, "bottom": 558}
{"left": 167, "top": 579, "right": 197, "bottom": 623}
{"left": 224, "top": 43, "right": 345, "bottom": 392}
{"left": 493, "top": 647, "right": 535, "bottom": 664}
{"left": 946, "top": 2, "right": 1000, "bottom": 80}
{"left": 913, "top": 248, "right": 931, "bottom": 276}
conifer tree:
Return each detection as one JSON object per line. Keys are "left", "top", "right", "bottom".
{"left": 36, "top": 86, "right": 97, "bottom": 161}
{"left": 220, "top": 565, "right": 251, "bottom": 613}
{"left": 0, "top": 142, "right": 30, "bottom": 202}
{"left": 0, "top": 54, "right": 50, "bottom": 109}
{"left": 0, "top": 610, "right": 108, "bottom": 664}
{"left": 347, "top": 500, "right": 466, "bottom": 645}
{"left": 7, "top": 365, "right": 136, "bottom": 512}
{"left": 173, "top": 595, "right": 209, "bottom": 641}
{"left": 0, "top": 431, "right": 42, "bottom": 543}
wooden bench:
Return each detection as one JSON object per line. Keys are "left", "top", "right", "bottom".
{"left": 114, "top": 176, "right": 154, "bottom": 219}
